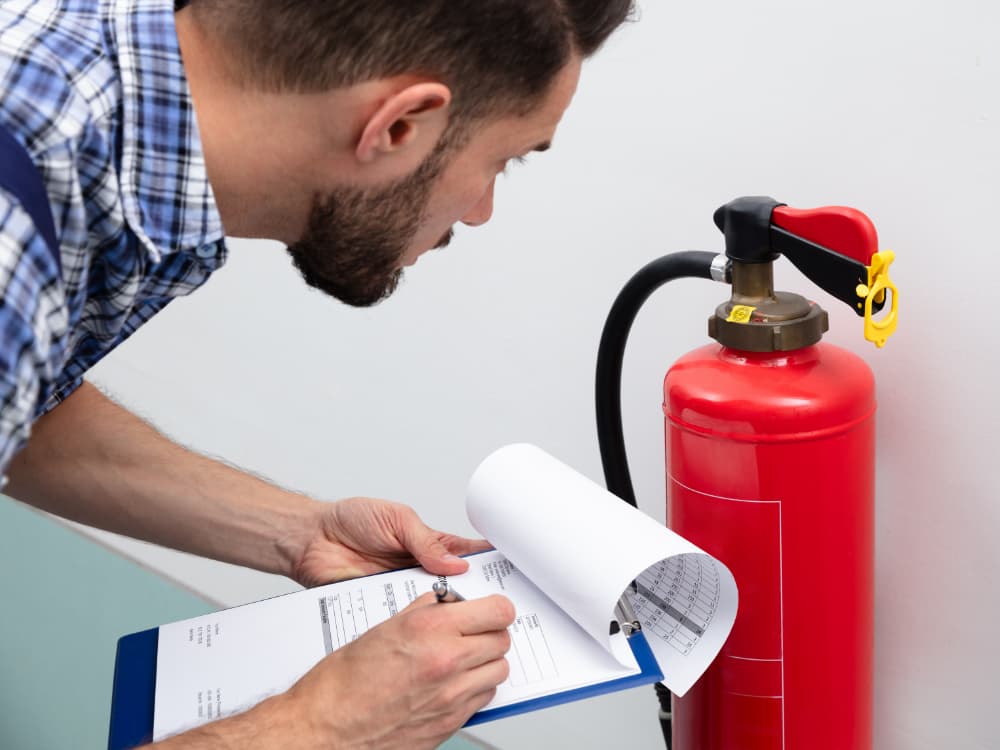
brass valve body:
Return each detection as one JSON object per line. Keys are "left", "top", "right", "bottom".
{"left": 708, "top": 262, "right": 829, "bottom": 352}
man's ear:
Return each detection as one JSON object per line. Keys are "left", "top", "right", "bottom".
{"left": 356, "top": 82, "right": 452, "bottom": 164}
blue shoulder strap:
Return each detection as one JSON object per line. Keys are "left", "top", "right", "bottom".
{"left": 0, "top": 124, "right": 61, "bottom": 270}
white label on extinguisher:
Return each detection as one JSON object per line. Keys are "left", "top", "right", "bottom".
{"left": 667, "top": 475, "right": 787, "bottom": 745}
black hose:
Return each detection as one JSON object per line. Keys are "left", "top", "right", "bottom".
{"left": 596, "top": 250, "right": 717, "bottom": 505}
{"left": 594, "top": 250, "right": 718, "bottom": 749}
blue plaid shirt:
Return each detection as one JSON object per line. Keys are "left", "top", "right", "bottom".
{"left": 0, "top": 0, "right": 226, "bottom": 473}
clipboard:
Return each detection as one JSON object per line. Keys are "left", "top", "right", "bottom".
{"left": 107, "top": 625, "right": 662, "bottom": 747}
{"left": 465, "top": 627, "right": 662, "bottom": 725}
{"left": 108, "top": 628, "right": 159, "bottom": 750}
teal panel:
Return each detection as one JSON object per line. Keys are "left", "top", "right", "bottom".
{"left": 0, "top": 496, "right": 213, "bottom": 750}
{"left": 0, "top": 496, "right": 493, "bottom": 750}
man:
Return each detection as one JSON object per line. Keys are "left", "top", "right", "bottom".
{"left": 0, "top": 0, "right": 634, "bottom": 747}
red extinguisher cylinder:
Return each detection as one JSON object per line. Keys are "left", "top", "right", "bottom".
{"left": 664, "top": 342, "right": 874, "bottom": 750}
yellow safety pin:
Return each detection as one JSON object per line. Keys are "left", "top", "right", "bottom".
{"left": 854, "top": 251, "right": 898, "bottom": 348}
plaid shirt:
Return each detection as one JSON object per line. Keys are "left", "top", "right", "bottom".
{"left": 0, "top": 0, "right": 225, "bottom": 474}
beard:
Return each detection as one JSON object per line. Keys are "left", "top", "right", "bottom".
{"left": 285, "top": 145, "right": 453, "bottom": 308}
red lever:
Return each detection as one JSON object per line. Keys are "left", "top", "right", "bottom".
{"left": 772, "top": 206, "right": 879, "bottom": 266}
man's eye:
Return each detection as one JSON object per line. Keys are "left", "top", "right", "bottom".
{"left": 502, "top": 156, "right": 529, "bottom": 176}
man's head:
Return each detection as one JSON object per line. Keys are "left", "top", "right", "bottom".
{"left": 178, "top": 0, "right": 635, "bottom": 305}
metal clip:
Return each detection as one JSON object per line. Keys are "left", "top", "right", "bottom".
{"left": 614, "top": 594, "right": 642, "bottom": 637}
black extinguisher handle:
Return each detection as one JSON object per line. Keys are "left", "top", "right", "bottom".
{"left": 595, "top": 250, "right": 719, "bottom": 508}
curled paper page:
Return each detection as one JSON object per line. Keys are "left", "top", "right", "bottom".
{"left": 466, "top": 443, "right": 738, "bottom": 696}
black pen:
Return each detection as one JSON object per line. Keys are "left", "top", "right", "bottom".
{"left": 432, "top": 581, "right": 466, "bottom": 603}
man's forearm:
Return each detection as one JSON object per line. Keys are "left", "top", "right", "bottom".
{"left": 145, "top": 694, "right": 311, "bottom": 750}
{"left": 5, "top": 382, "right": 320, "bottom": 577}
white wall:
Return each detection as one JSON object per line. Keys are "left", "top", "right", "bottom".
{"left": 78, "top": 1, "right": 998, "bottom": 748}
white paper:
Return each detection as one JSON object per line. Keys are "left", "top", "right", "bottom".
{"left": 466, "top": 444, "right": 738, "bottom": 696}
{"left": 152, "top": 549, "right": 640, "bottom": 741}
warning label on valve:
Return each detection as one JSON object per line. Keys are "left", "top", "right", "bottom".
{"left": 727, "top": 305, "right": 757, "bottom": 324}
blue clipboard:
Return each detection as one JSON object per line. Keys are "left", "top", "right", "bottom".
{"left": 466, "top": 629, "right": 663, "bottom": 725}
{"left": 108, "top": 626, "right": 662, "bottom": 747}
{"left": 109, "top": 628, "right": 160, "bottom": 750}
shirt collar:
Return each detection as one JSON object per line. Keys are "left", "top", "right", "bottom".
{"left": 108, "top": 0, "right": 225, "bottom": 262}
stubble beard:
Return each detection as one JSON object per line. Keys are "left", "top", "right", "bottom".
{"left": 285, "top": 142, "right": 454, "bottom": 308}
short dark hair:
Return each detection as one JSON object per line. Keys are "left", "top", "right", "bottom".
{"left": 190, "top": 0, "right": 635, "bottom": 121}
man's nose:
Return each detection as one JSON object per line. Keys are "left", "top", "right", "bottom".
{"left": 461, "top": 180, "right": 495, "bottom": 227}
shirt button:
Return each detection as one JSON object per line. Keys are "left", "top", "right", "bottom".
{"left": 195, "top": 244, "right": 217, "bottom": 259}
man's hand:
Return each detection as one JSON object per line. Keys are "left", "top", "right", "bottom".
{"left": 151, "top": 593, "right": 515, "bottom": 750}
{"left": 292, "top": 497, "right": 492, "bottom": 587}
{"left": 287, "top": 592, "right": 514, "bottom": 748}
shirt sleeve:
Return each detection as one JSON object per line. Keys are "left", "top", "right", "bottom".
{"left": 0, "top": 187, "right": 66, "bottom": 478}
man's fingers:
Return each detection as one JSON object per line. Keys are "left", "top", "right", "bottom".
{"left": 449, "top": 595, "right": 516, "bottom": 636}
{"left": 441, "top": 535, "right": 493, "bottom": 557}
{"left": 449, "top": 658, "right": 510, "bottom": 712}
{"left": 453, "top": 629, "right": 512, "bottom": 671}
{"left": 397, "top": 512, "right": 472, "bottom": 575}
{"left": 388, "top": 503, "right": 493, "bottom": 576}
{"left": 406, "top": 593, "right": 515, "bottom": 637}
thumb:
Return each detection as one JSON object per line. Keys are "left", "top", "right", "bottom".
{"left": 401, "top": 517, "right": 470, "bottom": 576}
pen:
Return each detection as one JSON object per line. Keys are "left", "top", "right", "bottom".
{"left": 432, "top": 581, "right": 466, "bottom": 603}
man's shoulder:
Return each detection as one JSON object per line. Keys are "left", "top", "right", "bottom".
{"left": 0, "top": 0, "right": 118, "bottom": 156}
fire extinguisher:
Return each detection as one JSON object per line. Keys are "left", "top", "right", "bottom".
{"left": 595, "top": 196, "right": 898, "bottom": 750}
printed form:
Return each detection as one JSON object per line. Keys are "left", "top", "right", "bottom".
{"left": 153, "top": 549, "right": 640, "bottom": 741}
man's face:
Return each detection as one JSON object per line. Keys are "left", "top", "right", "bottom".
{"left": 286, "top": 57, "right": 582, "bottom": 307}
